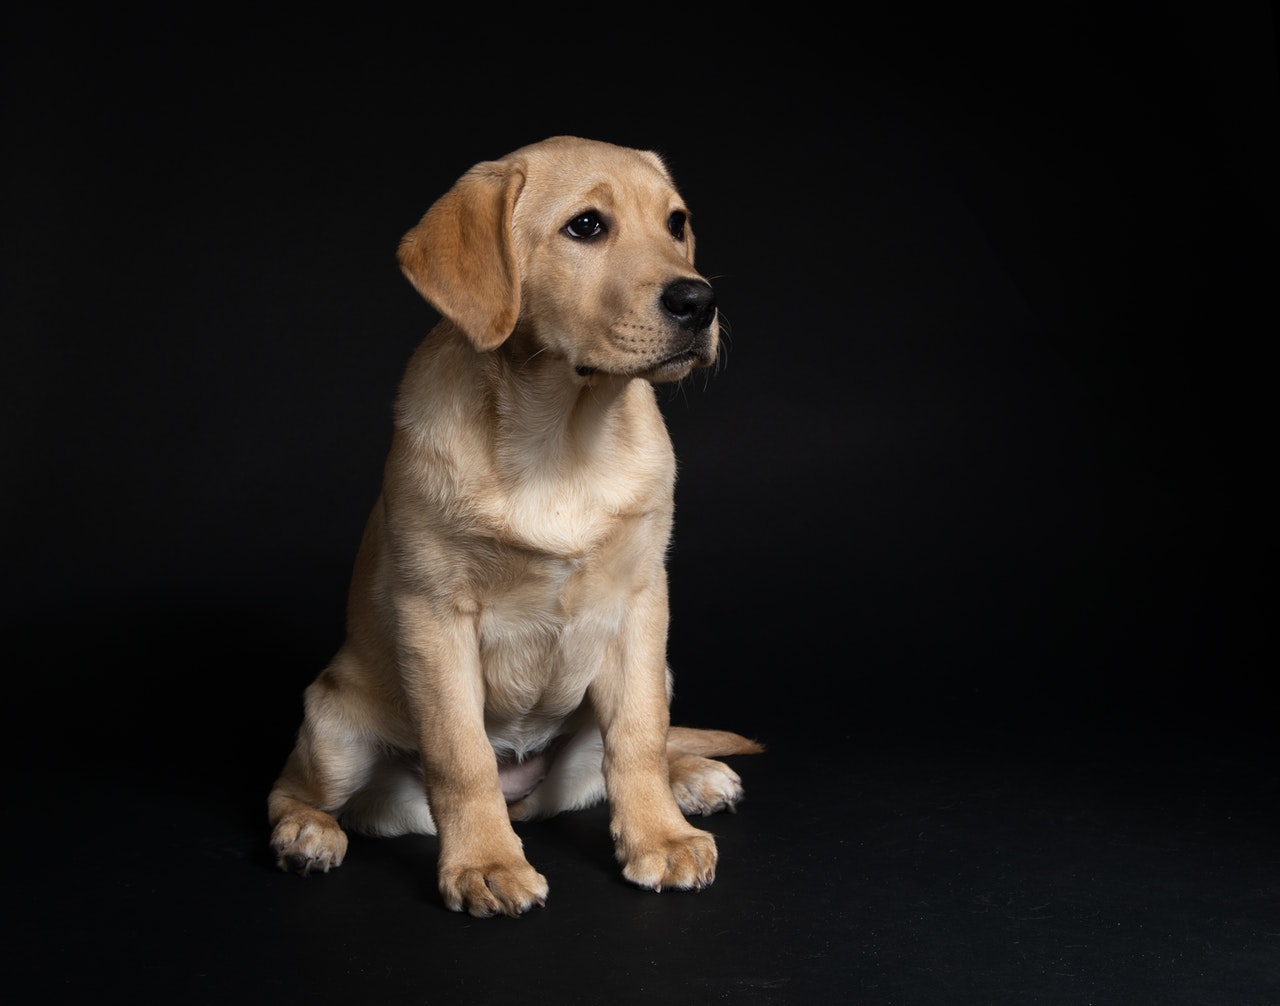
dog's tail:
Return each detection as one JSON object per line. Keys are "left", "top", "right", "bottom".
{"left": 668, "top": 726, "right": 765, "bottom": 757}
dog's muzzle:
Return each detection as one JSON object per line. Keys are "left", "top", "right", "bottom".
{"left": 575, "top": 279, "right": 718, "bottom": 381}
{"left": 652, "top": 278, "right": 718, "bottom": 374}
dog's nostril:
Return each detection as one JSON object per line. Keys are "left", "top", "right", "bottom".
{"left": 661, "top": 279, "right": 717, "bottom": 332}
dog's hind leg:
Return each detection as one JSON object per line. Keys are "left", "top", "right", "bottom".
{"left": 268, "top": 653, "right": 384, "bottom": 875}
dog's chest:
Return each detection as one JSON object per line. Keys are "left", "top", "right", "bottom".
{"left": 475, "top": 381, "right": 675, "bottom": 557}
{"left": 490, "top": 484, "right": 624, "bottom": 558}
{"left": 475, "top": 547, "right": 628, "bottom": 740}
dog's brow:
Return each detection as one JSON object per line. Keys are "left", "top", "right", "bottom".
{"left": 576, "top": 180, "right": 616, "bottom": 207}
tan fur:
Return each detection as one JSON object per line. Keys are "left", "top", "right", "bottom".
{"left": 267, "top": 136, "right": 762, "bottom": 917}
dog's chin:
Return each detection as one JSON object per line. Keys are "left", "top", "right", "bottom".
{"left": 576, "top": 348, "right": 716, "bottom": 384}
{"left": 638, "top": 350, "right": 711, "bottom": 383}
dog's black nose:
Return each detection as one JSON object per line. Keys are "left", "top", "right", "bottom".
{"left": 661, "top": 279, "right": 717, "bottom": 333}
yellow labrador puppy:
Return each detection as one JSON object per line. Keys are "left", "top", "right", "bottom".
{"left": 268, "top": 136, "right": 761, "bottom": 917}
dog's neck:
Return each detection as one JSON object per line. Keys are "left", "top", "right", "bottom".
{"left": 488, "top": 337, "right": 649, "bottom": 452}
{"left": 455, "top": 333, "right": 676, "bottom": 540}
{"left": 395, "top": 321, "right": 672, "bottom": 501}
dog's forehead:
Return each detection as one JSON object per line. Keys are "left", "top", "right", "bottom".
{"left": 512, "top": 139, "right": 685, "bottom": 221}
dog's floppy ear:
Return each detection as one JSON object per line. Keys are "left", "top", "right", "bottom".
{"left": 396, "top": 160, "right": 526, "bottom": 352}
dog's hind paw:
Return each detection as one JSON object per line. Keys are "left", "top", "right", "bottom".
{"left": 669, "top": 755, "right": 746, "bottom": 816}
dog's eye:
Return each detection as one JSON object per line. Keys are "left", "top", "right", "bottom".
{"left": 564, "top": 211, "right": 606, "bottom": 240}
{"left": 668, "top": 210, "right": 687, "bottom": 241}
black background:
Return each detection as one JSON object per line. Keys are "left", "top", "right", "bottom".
{"left": 5, "top": 6, "right": 1277, "bottom": 1004}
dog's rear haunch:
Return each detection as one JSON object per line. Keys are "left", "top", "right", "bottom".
{"left": 267, "top": 136, "right": 762, "bottom": 918}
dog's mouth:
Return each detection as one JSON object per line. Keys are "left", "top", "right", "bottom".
{"left": 575, "top": 341, "right": 716, "bottom": 383}
{"left": 644, "top": 349, "right": 709, "bottom": 381}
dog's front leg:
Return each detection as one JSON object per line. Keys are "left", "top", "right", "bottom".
{"left": 589, "top": 587, "right": 720, "bottom": 892}
{"left": 401, "top": 609, "right": 548, "bottom": 917}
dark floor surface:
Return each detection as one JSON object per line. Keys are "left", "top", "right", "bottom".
{"left": 9, "top": 583, "right": 1277, "bottom": 1006}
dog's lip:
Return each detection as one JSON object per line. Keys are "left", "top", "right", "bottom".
{"left": 649, "top": 349, "right": 703, "bottom": 375}
{"left": 600, "top": 351, "right": 701, "bottom": 383}
{"left": 574, "top": 345, "right": 714, "bottom": 381}
{"left": 648, "top": 343, "right": 717, "bottom": 377}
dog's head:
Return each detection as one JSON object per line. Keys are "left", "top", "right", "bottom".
{"left": 397, "top": 136, "right": 718, "bottom": 384}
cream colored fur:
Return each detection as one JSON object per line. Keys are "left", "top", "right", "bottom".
{"left": 267, "top": 136, "right": 761, "bottom": 917}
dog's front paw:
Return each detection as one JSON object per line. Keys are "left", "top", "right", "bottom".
{"left": 438, "top": 858, "right": 549, "bottom": 918}
{"left": 670, "top": 755, "right": 746, "bottom": 816}
{"left": 617, "top": 825, "right": 719, "bottom": 892}
{"left": 271, "top": 810, "right": 349, "bottom": 876}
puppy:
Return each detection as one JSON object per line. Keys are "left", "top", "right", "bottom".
{"left": 268, "top": 135, "right": 761, "bottom": 917}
